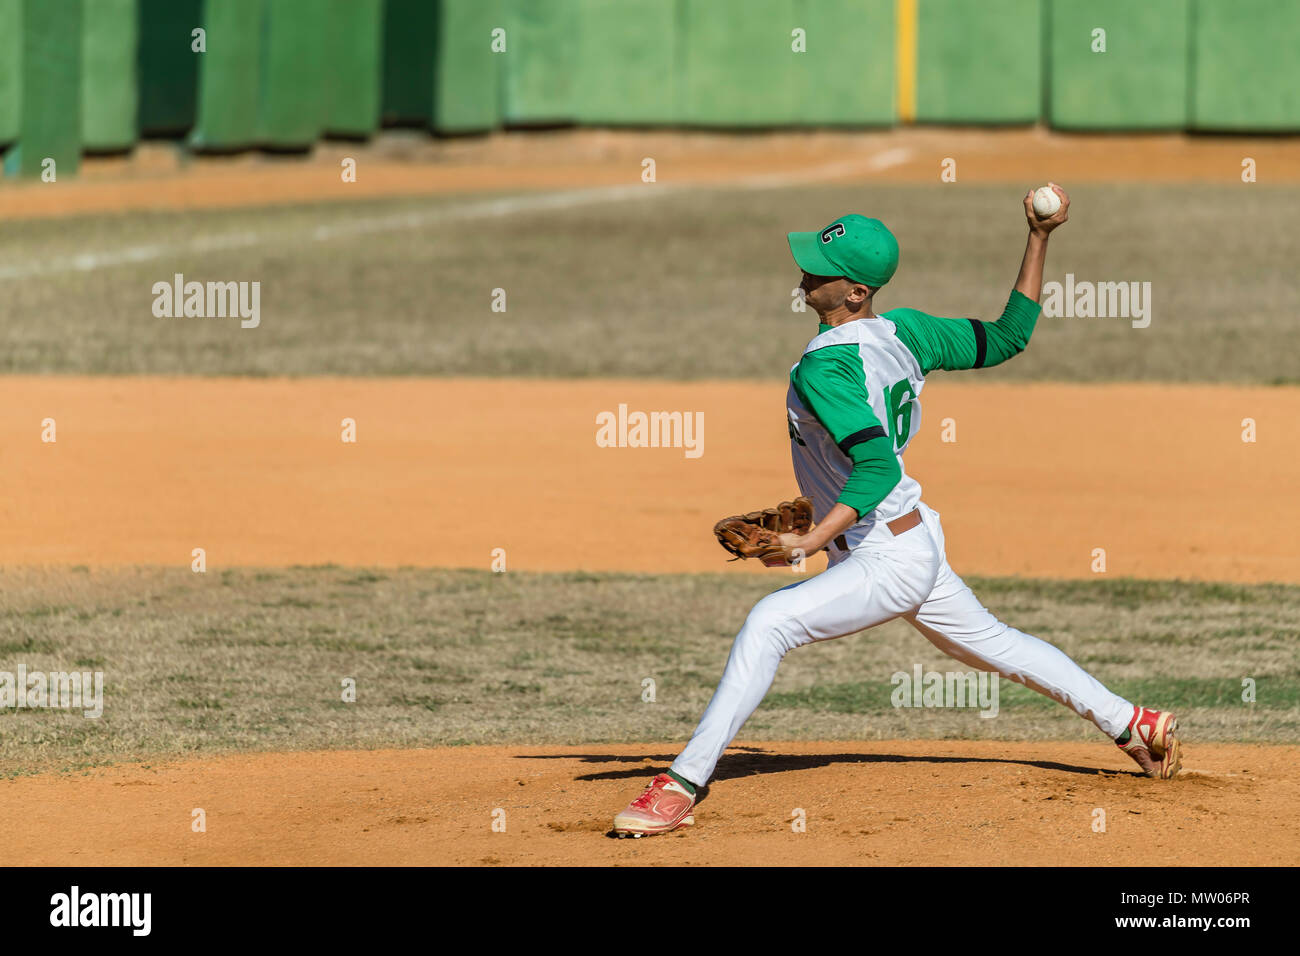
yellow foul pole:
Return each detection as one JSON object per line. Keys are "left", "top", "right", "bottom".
{"left": 896, "top": 0, "right": 917, "bottom": 123}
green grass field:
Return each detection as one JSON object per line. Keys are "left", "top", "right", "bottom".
{"left": 3, "top": 183, "right": 1297, "bottom": 381}
{"left": 1, "top": 567, "right": 1294, "bottom": 775}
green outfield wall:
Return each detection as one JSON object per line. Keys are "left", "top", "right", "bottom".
{"left": 6, "top": 0, "right": 1300, "bottom": 177}
{"left": 5, "top": 0, "right": 83, "bottom": 178}
{"left": 678, "top": 0, "right": 797, "bottom": 126}
{"left": 260, "top": 0, "right": 327, "bottom": 148}
{"left": 189, "top": 0, "right": 262, "bottom": 151}
{"left": 433, "top": 0, "right": 503, "bottom": 133}
{"left": 83, "top": 0, "right": 138, "bottom": 151}
{"left": 1047, "top": 0, "right": 1190, "bottom": 130}
{"left": 0, "top": 0, "right": 20, "bottom": 146}
{"left": 382, "top": 0, "right": 436, "bottom": 124}
{"left": 576, "top": 0, "right": 676, "bottom": 126}
{"left": 136, "top": 0, "right": 200, "bottom": 136}
{"left": 323, "top": 0, "right": 384, "bottom": 137}
{"left": 915, "top": 0, "right": 1040, "bottom": 123}
{"left": 501, "top": 0, "right": 579, "bottom": 125}
{"left": 791, "top": 0, "right": 896, "bottom": 126}
{"left": 1192, "top": 0, "right": 1300, "bottom": 131}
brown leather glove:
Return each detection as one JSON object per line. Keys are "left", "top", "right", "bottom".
{"left": 713, "top": 496, "right": 814, "bottom": 567}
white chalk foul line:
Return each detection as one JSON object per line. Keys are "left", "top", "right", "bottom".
{"left": 306, "top": 183, "right": 655, "bottom": 242}
{"left": 0, "top": 185, "right": 661, "bottom": 282}
{"left": 735, "top": 147, "right": 913, "bottom": 188}
{"left": 0, "top": 151, "right": 913, "bottom": 282}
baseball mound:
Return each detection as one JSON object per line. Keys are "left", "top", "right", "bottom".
{"left": 0, "top": 741, "right": 1292, "bottom": 866}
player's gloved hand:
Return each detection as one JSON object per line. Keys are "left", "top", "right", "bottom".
{"left": 1024, "top": 182, "right": 1069, "bottom": 237}
{"left": 713, "top": 497, "right": 815, "bottom": 567}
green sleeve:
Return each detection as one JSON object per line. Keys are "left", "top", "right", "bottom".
{"left": 791, "top": 344, "right": 902, "bottom": 518}
{"left": 886, "top": 289, "right": 1041, "bottom": 373}
{"left": 840, "top": 437, "right": 902, "bottom": 518}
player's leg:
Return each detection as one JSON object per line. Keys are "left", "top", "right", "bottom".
{"left": 672, "top": 533, "right": 939, "bottom": 787}
{"left": 612, "top": 523, "right": 941, "bottom": 836}
{"left": 904, "top": 557, "right": 1132, "bottom": 735}
{"left": 902, "top": 509, "right": 1180, "bottom": 778}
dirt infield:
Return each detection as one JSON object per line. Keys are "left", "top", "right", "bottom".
{"left": 0, "top": 741, "right": 1290, "bottom": 866}
{"left": 3, "top": 377, "right": 1295, "bottom": 581}
{"left": 2, "top": 127, "right": 1296, "bottom": 221}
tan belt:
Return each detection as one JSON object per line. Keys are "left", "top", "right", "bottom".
{"left": 886, "top": 508, "right": 922, "bottom": 536}
{"left": 833, "top": 508, "right": 921, "bottom": 552}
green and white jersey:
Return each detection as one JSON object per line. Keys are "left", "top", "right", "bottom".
{"left": 786, "top": 290, "right": 1041, "bottom": 557}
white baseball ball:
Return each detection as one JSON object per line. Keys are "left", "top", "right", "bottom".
{"left": 1032, "top": 185, "right": 1061, "bottom": 218}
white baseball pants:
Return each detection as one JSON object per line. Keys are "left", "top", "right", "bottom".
{"left": 671, "top": 503, "right": 1133, "bottom": 787}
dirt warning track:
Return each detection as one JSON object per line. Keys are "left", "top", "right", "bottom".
{"left": 2, "top": 377, "right": 1295, "bottom": 582}
{"left": 2, "top": 128, "right": 1297, "bottom": 223}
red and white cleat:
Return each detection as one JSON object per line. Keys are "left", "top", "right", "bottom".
{"left": 612, "top": 774, "right": 696, "bottom": 837}
{"left": 1116, "top": 705, "right": 1182, "bottom": 779}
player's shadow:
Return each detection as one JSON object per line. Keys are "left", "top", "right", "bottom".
{"left": 517, "top": 747, "right": 1124, "bottom": 806}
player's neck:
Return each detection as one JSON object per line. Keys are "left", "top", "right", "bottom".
{"left": 818, "top": 303, "right": 877, "bottom": 327}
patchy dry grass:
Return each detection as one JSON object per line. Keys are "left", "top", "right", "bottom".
{"left": 2, "top": 184, "right": 1298, "bottom": 382}
{"left": 0, "top": 567, "right": 1295, "bottom": 774}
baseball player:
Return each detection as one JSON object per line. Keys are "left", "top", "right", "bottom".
{"left": 613, "top": 184, "right": 1182, "bottom": 837}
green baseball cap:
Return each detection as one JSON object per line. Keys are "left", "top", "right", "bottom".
{"left": 787, "top": 214, "right": 899, "bottom": 287}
